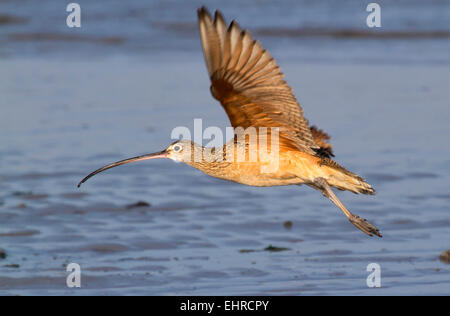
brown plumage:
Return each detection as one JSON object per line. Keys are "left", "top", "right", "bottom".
{"left": 310, "top": 125, "right": 334, "bottom": 157}
{"left": 198, "top": 8, "right": 318, "bottom": 154}
{"left": 78, "top": 7, "right": 381, "bottom": 238}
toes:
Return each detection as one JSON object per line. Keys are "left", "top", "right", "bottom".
{"left": 349, "top": 215, "right": 382, "bottom": 238}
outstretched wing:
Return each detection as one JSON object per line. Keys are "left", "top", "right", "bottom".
{"left": 197, "top": 7, "right": 320, "bottom": 154}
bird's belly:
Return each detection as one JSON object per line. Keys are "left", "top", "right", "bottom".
{"left": 234, "top": 175, "right": 302, "bottom": 187}
{"left": 231, "top": 152, "right": 323, "bottom": 187}
{"left": 209, "top": 159, "right": 304, "bottom": 187}
{"left": 200, "top": 151, "right": 324, "bottom": 187}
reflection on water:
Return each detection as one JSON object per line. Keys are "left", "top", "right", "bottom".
{"left": 0, "top": 0, "right": 449, "bottom": 295}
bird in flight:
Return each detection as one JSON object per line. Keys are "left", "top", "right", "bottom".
{"left": 78, "top": 7, "right": 381, "bottom": 238}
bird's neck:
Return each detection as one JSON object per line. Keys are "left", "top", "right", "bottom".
{"left": 184, "top": 145, "right": 233, "bottom": 177}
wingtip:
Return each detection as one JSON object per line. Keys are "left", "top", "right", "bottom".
{"left": 197, "top": 6, "right": 211, "bottom": 19}
{"left": 228, "top": 20, "right": 240, "bottom": 32}
{"left": 214, "top": 10, "right": 225, "bottom": 24}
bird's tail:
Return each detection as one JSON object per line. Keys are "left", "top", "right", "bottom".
{"left": 320, "top": 158, "right": 375, "bottom": 195}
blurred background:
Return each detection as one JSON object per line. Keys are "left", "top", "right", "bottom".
{"left": 0, "top": 0, "right": 449, "bottom": 295}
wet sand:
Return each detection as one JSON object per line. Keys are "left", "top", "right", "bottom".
{"left": 0, "top": 57, "right": 449, "bottom": 295}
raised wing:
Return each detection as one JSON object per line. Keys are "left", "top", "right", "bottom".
{"left": 197, "top": 7, "right": 320, "bottom": 153}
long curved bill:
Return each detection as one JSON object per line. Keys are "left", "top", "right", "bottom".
{"left": 77, "top": 150, "right": 168, "bottom": 187}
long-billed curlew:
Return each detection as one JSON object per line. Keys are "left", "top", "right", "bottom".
{"left": 78, "top": 7, "right": 381, "bottom": 237}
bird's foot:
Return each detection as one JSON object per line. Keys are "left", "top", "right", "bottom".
{"left": 348, "top": 214, "right": 382, "bottom": 238}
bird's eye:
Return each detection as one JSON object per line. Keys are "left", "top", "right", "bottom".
{"left": 173, "top": 144, "right": 182, "bottom": 152}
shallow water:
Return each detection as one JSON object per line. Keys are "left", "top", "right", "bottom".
{"left": 0, "top": 1, "right": 449, "bottom": 295}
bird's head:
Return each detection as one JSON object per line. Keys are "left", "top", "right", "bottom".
{"left": 165, "top": 139, "right": 201, "bottom": 163}
{"left": 77, "top": 139, "right": 202, "bottom": 187}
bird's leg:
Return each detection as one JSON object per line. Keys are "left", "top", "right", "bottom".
{"left": 313, "top": 178, "right": 382, "bottom": 238}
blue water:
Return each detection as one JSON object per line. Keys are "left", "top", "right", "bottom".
{"left": 0, "top": 0, "right": 449, "bottom": 295}
{"left": 1, "top": 0, "right": 450, "bottom": 63}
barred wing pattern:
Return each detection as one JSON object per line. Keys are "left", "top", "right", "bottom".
{"left": 197, "top": 7, "right": 321, "bottom": 154}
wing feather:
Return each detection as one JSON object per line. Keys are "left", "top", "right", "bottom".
{"left": 198, "top": 7, "right": 320, "bottom": 153}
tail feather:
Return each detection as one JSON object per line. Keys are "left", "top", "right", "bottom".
{"left": 320, "top": 158, "right": 375, "bottom": 195}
